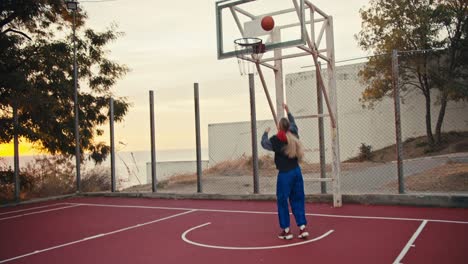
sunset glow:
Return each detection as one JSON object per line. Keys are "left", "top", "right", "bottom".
{"left": 0, "top": 141, "right": 40, "bottom": 157}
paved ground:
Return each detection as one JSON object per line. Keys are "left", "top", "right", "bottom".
{"left": 2, "top": 197, "right": 468, "bottom": 264}
{"left": 128, "top": 153, "right": 468, "bottom": 196}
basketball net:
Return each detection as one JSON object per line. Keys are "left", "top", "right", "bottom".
{"left": 234, "top": 38, "right": 266, "bottom": 76}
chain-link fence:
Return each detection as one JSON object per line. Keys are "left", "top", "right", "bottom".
{"left": 149, "top": 48, "right": 467, "bottom": 196}
{"left": 396, "top": 49, "right": 468, "bottom": 194}
{"left": 154, "top": 75, "right": 271, "bottom": 195}
{"left": 2, "top": 49, "right": 467, "bottom": 205}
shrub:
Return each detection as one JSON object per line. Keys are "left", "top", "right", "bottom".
{"left": 81, "top": 166, "right": 111, "bottom": 192}
{"left": 22, "top": 155, "right": 75, "bottom": 198}
{"left": 0, "top": 161, "right": 38, "bottom": 203}
{"left": 359, "top": 143, "right": 373, "bottom": 161}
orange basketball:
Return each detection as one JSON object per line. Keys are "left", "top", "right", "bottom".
{"left": 261, "top": 16, "right": 275, "bottom": 31}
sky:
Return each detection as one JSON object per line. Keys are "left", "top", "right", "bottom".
{"left": 0, "top": 0, "right": 371, "bottom": 157}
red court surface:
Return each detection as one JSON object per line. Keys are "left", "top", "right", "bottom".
{"left": 0, "top": 197, "right": 467, "bottom": 264}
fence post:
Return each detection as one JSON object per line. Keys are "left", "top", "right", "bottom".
{"left": 149, "top": 90, "right": 157, "bottom": 192}
{"left": 317, "top": 62, "right": 327, "bottom": 194}
{"left": 194, "top": 83, "right": 203, "bottom": 193}
{"left": 249, "top": 73, "right": 259, "bottom": 194}
{"left": 110, "top": 98, "right": 116, "bottom": 192}
{"left": 392, "top": 49, "right": 405, "bottom": 194}
{"left": 13, "top": 102, "right": 20, "bottom": 202}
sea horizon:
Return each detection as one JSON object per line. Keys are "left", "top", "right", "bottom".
{"left": 0, "top": 148, "right": 209, "bottom": 189}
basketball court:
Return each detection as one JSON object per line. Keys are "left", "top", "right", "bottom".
{"left": 2, "top": 1, "right": 466, "bottom": 263}
{"left": 1, "top": 196, "right": 467, "bottom": 264}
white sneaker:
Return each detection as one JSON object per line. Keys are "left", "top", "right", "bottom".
{"left": 298, "top": 225, "right": 309, "bottom": 239}
{"left": 278, "top": 228, "right": 293, "bottom": 240}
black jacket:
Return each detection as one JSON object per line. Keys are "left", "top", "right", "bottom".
{"left": 261, "top": 113, "right": 300, "bottom": 172}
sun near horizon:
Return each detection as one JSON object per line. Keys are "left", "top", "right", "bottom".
{"left": 0, "top": 141, "right": 41, "bottom": 157}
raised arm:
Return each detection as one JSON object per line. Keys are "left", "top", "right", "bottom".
{"left": 284, "top": 104, "right": 298, "bottom": 135}
{"left": 261, "top": 127, "right": 273, "bottom": 151}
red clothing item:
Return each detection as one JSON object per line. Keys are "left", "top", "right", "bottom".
{"left": 277, "top": 130, "right": 287, "bottom": 142}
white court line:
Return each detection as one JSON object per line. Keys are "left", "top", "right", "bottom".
{"left": 66, "top": 202, "right": 196, "bottom": 211}
{"left": 309, "top": 213, "right": 468, "bottom": 225}
{"left": 65, "top": 202, "right": 468, "bottom": 225}
{"left": 393, "top": 220, "right": 428, "bottom": 264}
{"left": 0, "top": 203, "right": 69, "bottom": 216}
{"left": 182, "top": 222, "right": 334, "bottom": 250}
{"left": 0, "top": 210, "right": 196, "bottom": 263}
{"left": 0, "top": 205, "right": 81, "bottom": 221}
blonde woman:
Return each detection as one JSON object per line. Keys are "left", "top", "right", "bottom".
{"left": 261, "top": 103, "right": 308, "bottom": 240}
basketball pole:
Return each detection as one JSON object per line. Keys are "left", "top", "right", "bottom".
{"left": 255, "top": 63, "right": 278, "bottom": 126}
{"left": 272, "top": 29, "right": 285, "bottom": 121}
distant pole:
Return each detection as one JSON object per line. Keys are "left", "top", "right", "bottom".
{"left": 109, "top": 98, "right": 116, "bottom": 192}
{"left": 392, "top": 50, "right": 404, "bottom": 194}
{"left": 194, "top": 83, "right": 203, "bottom": 193}
{"left": 249, "top": 74, "right": 259, "bottom": 194}
{"left": 149, "top": 90, "right": 157, "bottom": 192}
{"left": 316, "top": 62, "right": 327, "bottom": 194}
{"left": 13, "top": 102, "right": 20, "bottom": 202}
{"left": 66, "top": 1, "right": 81, "bottom": 193}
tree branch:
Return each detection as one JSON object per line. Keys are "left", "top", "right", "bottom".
{"left": 2, "top": 28, "right": 32, "bottom": 40}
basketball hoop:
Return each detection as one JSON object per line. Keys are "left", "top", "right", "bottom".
{"left": 234, "top": 37, "right": 266, "bottom": 76}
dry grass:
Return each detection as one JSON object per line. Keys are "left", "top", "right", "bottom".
{"left": 385, "top": 162, "right": 468, "bottom": 192}
{"left": 347, "top": 131, "right": 468, "bottom": 163}
{"left": 204, "top": 155, "right": 277, "bottom": 176}
{"left": 149, "top": 155, "right": 377, "bottom": 190}
{"left": 126, "top": 131, "right": 468, "bottom": 192}
{"left": 146, "top": 155, "right": 272, "bottom": 190}
{"left": 0, "top": 156, "right": 111, "bottom": 203}
{"left": 81, "top": 166, "right": 111, "bottom": 193}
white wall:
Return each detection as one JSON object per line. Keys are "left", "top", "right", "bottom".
{"left": 208, "top": 63, "right": 468, "bottom": 164}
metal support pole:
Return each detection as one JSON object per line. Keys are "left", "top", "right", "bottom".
{"left": 13, "top": 102, "right": 20, "bottom": 202}
{"left": 255, "top": 63, "right": 278, "bottom": 126}
{"left": 72, "top": 10, "right": 81, "bottom": 193}
{"left": 273, "top": 29, "right": 285, "bottom": 120}
{"left": 249, "top": 74, "right": 259, "bottom": 194}
{"left": 392, "top": 50, "right": 405, "bottom": 194}
{"left": 194, "top": 83, "right": 203, "bottom": 193}
{"left": 109, "top": 98, "right": 116, "bottom": 192}
{"left": 149, "top": 90, "right": 157, "bottom": 192}
{"left": 316, "top": 63, "right": 326, "bottom": 194}
{"left": 326, "top": 16, "right": 342, "bottom": 207}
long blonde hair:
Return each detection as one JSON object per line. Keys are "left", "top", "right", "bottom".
{"left": 278, "top": 118, "right": 304, "bottom": 161}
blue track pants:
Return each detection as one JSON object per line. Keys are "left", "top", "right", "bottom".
{"left": 276, "top": 166, "right": 307, "bottom": 229}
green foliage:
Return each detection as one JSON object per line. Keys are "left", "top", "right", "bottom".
{"left": 356, "top": 0, "right": 468, "bottom": 145}
{"left": 0, "top": 1, "right": 129, "bottom": 163}
{"left": 358, "top": 143, "right": 373, "bottom": 161}
{"left": 356, "top": 0, "right": 441, "bottom": 106}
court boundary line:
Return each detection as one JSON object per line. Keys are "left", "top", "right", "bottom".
{"left": 393, "top": 220, "right": 428, "bottom": 264}
{"left": 0, "top": 205, "right": 81, "bottom": 221}
{"left": 65, "top": 202, "right": 468, "bottom": 225}
{"left": 0, "top": 203, "right": 70, "bottom": 216}
{"left": 182, "top": 222, "right": 334, "bottom": 250}
{"left": 2, "top": 201, "right": 466, "bottom": 263}
{"left": 0, "top": 210, "right": 197, "bottom": 263}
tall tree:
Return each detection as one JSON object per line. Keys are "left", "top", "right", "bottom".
{"left": 0, "top": 0, "right": 129, "bottom": 163}
{"left": 432, "top": 0, "right": 468, "bottom": 143}
{"left": 356, "top": 0, "right": 467, "bottom": 147}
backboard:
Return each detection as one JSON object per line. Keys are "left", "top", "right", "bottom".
{"left": 216, "top": 0, "right": 306, "bottom": 60}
